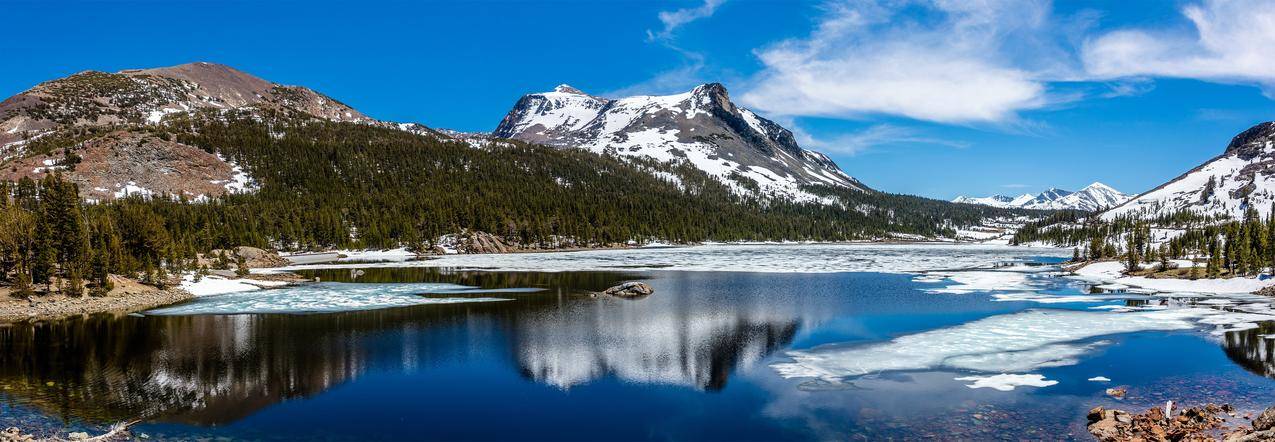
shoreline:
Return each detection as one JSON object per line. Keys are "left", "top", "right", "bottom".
{"left": 1065, "top": 259, "right": 1275, "bottom": 295}
{"left": 0, "top": 284, "right": 193, "bottom": 323}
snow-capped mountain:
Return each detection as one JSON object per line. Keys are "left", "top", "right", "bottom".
{"left": 1046, "top": 182, "right": 1130, "bottom": 211}
{"left": 951, "top": 194, "right": 1035, "bottom": 208}
{"left": 492, "top": 83, "right": 865, "bottom": 201}
{"left": 1022, "top": 188, "right": 1074, "bottom": 208}
{"left": 1102, "top": 122, "right": 1275, "bottom": 220}
{"left": 953, "top": 182, "right": 1130, "bottom": 211}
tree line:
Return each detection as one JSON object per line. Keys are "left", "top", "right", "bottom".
{"left": 1, "top": 110, "right": 1039, "bottom": 293}
{"left": 1015, "top": 205, "right": 1275, "bottom": 278}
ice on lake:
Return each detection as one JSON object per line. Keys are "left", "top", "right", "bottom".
{"left": 147, "top": 282, "right": 538, "bottom": 315}
{"left": 771, "top": 308, "right": 1221, "bottom": 384}
{"left": 273, "top": 243, "right": 1071, "bottom": 274}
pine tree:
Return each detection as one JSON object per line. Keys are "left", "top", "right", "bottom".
{"left": 1088, "top": 234, "right": 1104, "bottom": 260}
{"left": 1208, "top": 237, "right": 1223, "bottom": 278}
{"left": 235, "top": 254, "right": 249, "bottom": 277}
{"left": 90, "top": 250, "right": 112, "bottom": 296}
{"left": 1125, "top": 233, "right": 1140, "bottom": 273}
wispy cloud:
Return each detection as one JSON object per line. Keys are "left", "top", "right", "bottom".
{"left": 1001, "top": 183, "right": 1033, "bottom": 189}
{"left": 616, "top": 0, "right": 730, "bottom": 97}
{"left": 787, "top": 122, "right": 969, "bottom": 156}
{"left": 602, "top": 61, "right": 705, "bottom": 97}
{"left": 649, "top": 0, "right": 727, "bottom": 41}
{"left": 1083, "top": 0, "right": 1275, "bottom": 95}
{"left": 739, "top": 0, "right": 1079, "bottom": 125}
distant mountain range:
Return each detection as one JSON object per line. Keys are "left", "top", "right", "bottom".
{"left": 953, "top": 182, "right": 1131, "bottom": 212}
{"left": 1102, "top": 122, "right": 1275, "bottom": 221}
{"left": 492, "top": 83, "right": 865, "bottom": 201}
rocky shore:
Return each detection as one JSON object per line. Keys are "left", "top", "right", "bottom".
{"left": 0, "top": 276, "right": 192, "bottom": 323}
{"left": 1088, "top": 403, "right": 1275, "bottom": 441}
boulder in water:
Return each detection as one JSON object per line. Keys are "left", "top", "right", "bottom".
{"left": 603, "top": 282, "right": 654, "bottom": 298}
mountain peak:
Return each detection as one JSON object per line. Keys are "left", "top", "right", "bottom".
{"left": 692, "top": 82, "right": 728, "bottom": 95}
{"left": 1082, "top": 182, "right": 1117, "bottom": 192}
{"left": 1224, "top": 121, "right": 1275, "bottom": 160}
{"left": 492, "top": 81, "right": 863, "bottom": 201}
{"left": 0, "top": 61, "right": 370, "bottom": 150}
{"left": 956, "top": 184, "right": 1129, "bottom": 211}
{"left": 553, "top": 84, "right": 586, "bottom": 95}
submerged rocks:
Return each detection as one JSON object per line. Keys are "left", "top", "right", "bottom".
{"left": 1, "top": 427, "right": 34, "bottom": 442}
{"left": 1106, "top": 386, "right": 1128, "bottom": 399}
{"left": 602, "top": 282, "right": 654, "bottom": 298}
{"left": 1253, "top": 406, "right": 1275, "bottom": 431}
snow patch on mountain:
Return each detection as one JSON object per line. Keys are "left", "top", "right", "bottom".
{"left": 492, "top": 83, "right": 864, "bottom": 202}
{"left": 1102, "top": 122, "right": 1275, "bottom": 221}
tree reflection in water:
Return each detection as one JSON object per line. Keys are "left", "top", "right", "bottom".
{"left": 0, "top": 268, "right": 813, "bottom": 426}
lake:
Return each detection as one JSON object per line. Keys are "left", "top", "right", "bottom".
{"left": 4, "top": 244, "right": 1275, "bottom": 440}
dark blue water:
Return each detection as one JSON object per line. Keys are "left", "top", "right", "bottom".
{"left": 4, "top": 264, "right": 1275, "bottom": 441}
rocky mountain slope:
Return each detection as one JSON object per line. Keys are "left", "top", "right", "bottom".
{"left": 492, "top": 83, "right": 864, "bottom": 201}
{"left": 0, "top": 62, "right": 375, "bottom": 200}
{"left": 1102, "top": 121, "right": 1275, "bottom": 220}
{"left": 954, "top": 182, "right": 1130, "bottom": 212}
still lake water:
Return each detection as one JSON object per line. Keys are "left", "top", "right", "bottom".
{"left": 5, "top": 245, "right": 1275, "bottom": 440}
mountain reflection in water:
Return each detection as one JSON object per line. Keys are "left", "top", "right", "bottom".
{"left": 0, "top": 269, "right": 819, "bottom": 426}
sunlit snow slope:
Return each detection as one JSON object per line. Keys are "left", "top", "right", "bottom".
{"left": 1103, "top": 122, "right": 1275, "bottom": 220}
{"left": 492, "top": 83, "right": 864, "bottom": 202}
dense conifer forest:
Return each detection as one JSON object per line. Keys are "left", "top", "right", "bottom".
{"left": 1012, "top": 206, "right": 1275, "bottom": 276}
{"left": 0, "top": 109, "right": 1037, "bottom": 291}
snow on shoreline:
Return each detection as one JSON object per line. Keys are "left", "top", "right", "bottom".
{"left": 180, "top": 274, "right": 291, "bottom": 297}
{"left": 1071, "top": 261, "right": 1275, "bottom": 295}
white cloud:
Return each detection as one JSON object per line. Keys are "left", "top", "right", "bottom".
{"left": 651, "top": 0, "right": 727, "bottom": 40}
{"left": 788, "top": 122, "right": 969, "bottom": 155}
{"left": 1082, "top": 0, "right": 1275, "bottom": 94}
{"left": 740, "top": 0, "right": 1071, "bottom": 124}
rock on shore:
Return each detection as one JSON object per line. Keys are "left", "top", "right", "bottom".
{"left": 1087, "top": 403, "right": 1275, "bottom": 441}
{"left": 202, "top": 246, "right": 289, "bottom": 268}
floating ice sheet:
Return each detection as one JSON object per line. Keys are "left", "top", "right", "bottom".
{"left": 955, "top": 373, "right": 1057, "bottom": 391}
{"left": 772, "top": 308, "right": 1219, "bottom": 384}
{"left": 181, "top": 275, "right": 290, "bottom": 297}
{"left": 921, "top": 271, "right": 1045, "bottom": 294}
{"left": 148, "top": 282, "right": 531, "bottom": 315}
{"left": 991, "top": 292, "right": 1138, "bottom": 304}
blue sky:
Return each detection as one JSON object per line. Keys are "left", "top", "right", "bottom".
{"left": 4, "top": 0, "right": 1274, "bottom": 200}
